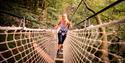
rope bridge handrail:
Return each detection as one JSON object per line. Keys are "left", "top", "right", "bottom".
{"left": 0, "top": 27, "right": 57, "bottom": 63}
{"left": 64, "top": 17, "right": 125, "bottom": 63}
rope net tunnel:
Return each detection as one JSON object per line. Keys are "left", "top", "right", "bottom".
{"left": 0, "top": 27, "right": 57, "bottom": 63}
{"left": 0, "top": 0, "right": 125, "bottom": 63}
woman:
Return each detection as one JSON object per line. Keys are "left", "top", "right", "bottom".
{"left": 55, "top": 13, "right": 70, "bottom": 54}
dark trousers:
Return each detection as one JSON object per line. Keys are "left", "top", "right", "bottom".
{"left": 58, "top": 32, "right": 66, "bottom": 44}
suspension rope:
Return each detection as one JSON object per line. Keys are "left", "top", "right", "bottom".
{"left": 71, "top": 0, "right": 83, "bottom": 18}
{"left": 75, "top": 0, "right": 124, "bottom": 26}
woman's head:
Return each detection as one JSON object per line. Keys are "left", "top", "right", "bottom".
{"left": 62, "top": 13, "right": 70, "bottom": 23}
{"left": 62, "top": 13, "right": 68, "bottom": 19}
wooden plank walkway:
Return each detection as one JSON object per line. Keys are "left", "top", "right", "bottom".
{"left": 54, "top": 49, "right": 64, "bottom": 63}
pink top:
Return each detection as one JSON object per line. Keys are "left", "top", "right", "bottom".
{"left": 60, "top": 19, "right": 66, "bottom": 25}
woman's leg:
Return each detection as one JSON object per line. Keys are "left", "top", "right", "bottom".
{"left": 58, "top": 44, "right": 61, "bottom": 50}
{"left": 57, "top": 33, "right": 62, "bottom": 54}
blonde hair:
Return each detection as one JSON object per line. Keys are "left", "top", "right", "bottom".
{"left": 62, "top": 13, "right": 70, "bottom": 24}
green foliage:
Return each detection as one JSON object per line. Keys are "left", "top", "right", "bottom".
{"left": 0, "top": 0, "right": 125, "bottom": 28}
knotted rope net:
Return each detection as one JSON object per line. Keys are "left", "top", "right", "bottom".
{"left": 0, "top": 27, "right": 57, "bottom": 63}
{"left": 64, "top": 18, "right": 125, "bottom": 63}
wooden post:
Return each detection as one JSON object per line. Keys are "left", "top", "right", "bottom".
{"left": 96, "top": 15, "right": 110, "bottom": 63}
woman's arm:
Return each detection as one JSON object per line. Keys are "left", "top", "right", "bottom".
{"left": 54, "top": 21, "right": 61, "bottom": 29}
{"left": 67, "top": 21, "right": 73, "bottom": 29}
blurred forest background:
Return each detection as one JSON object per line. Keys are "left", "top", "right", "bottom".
{"left": 0, "top": 0, "right": 125, "bottom": 28}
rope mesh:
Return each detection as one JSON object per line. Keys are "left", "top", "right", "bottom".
{"left": 0, "top": 27, "right": 57, "bottom": 63}
{"left": 64, "top": 18, "right": 125, "bottom": 63}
